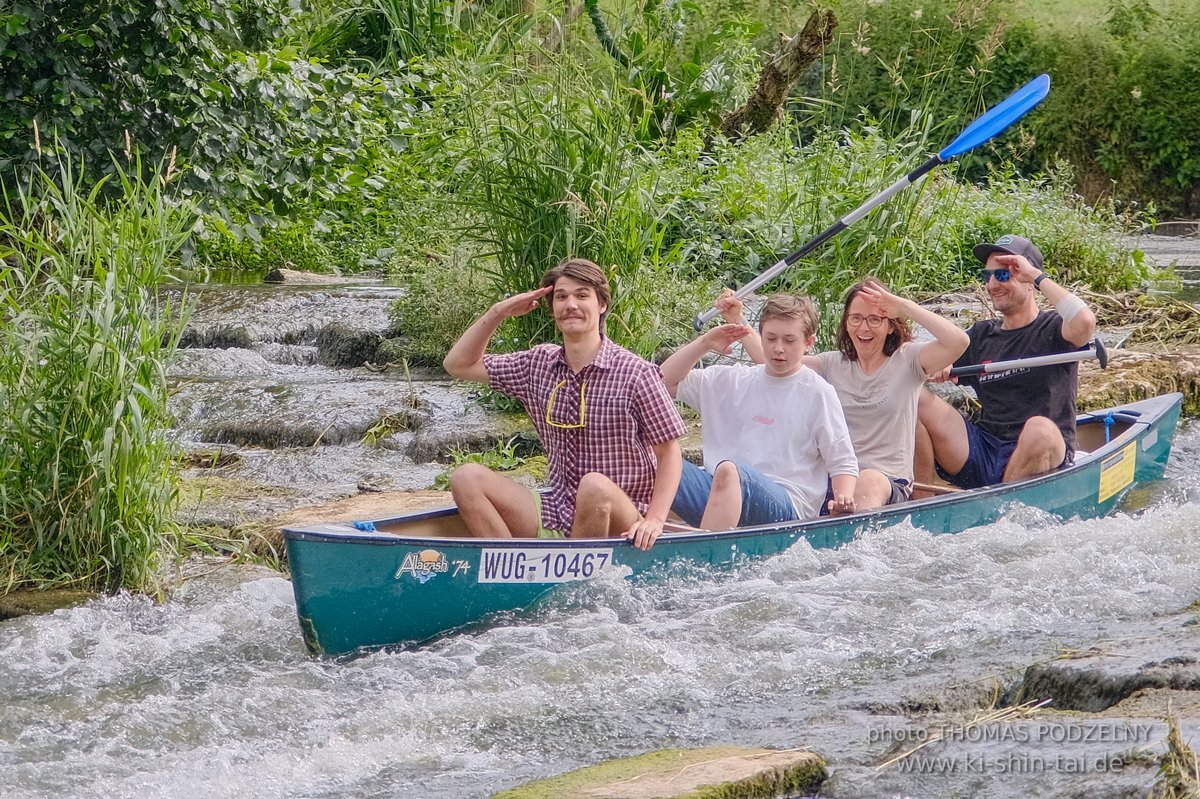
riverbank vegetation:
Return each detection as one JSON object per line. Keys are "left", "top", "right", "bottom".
{"left": 0, "top": 160, "right": 193, "bottom": 593}
{"left": 1, "top": 0, "right": 1195, "bottom": 591}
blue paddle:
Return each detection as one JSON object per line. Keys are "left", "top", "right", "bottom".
{"left": 694, "top": 73, "right": 1052, "bottom": 330}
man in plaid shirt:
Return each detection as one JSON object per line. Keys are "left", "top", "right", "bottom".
{"left": 443, "top": 258, "right": 685, "bottom": 550}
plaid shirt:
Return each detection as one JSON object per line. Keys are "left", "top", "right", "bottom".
{"left": 485, "top": 338, "right": 685, "bottom": 531}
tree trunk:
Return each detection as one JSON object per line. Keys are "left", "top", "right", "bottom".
{"left": 719, "top": 9, "right": 837, "bottom": 144}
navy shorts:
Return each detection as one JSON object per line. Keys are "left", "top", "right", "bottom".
{"left": 936, "top": 420, "right": 1016, "bottom": 489}
{"left": 672, "top": 460, "right": 799, "bottom": 527}
{"left": 819, "top": 475, "right": 908, "bottom": 515}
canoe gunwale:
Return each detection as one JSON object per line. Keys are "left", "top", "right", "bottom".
{"left": 283, "top": 393, "right": 1182, "bottom": 549}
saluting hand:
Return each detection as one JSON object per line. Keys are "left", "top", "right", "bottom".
{"left": 492, "top": 286, "right": 553, "bottom": 318}
{"left": 703, "top": 323, "right": 750, "bottom": 355}
{"left": 992, "top": 253, "right": 1039, "bottom": 284}
{"left": 858, "top": 279, "right": 905, "bottom": 320}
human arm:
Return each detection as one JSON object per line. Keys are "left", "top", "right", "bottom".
{"left": 624, "top": 438, "right": 682, "bottom": 550}
{"left": 714, "top": 288, "right": 764, "bottom": 364}
{"left": 994, "top": 254, "right": 1097, "bottom": 347}
{"left": 858, "top": 279, "right": 969, "bottom": 374}
{"left": 442, "top": 286, "right": 552, "bottom": 383}
{"left": 816, "top": 387, "right": 860, "bottom": 514}
{"left": 828, "top": 473, "right": 857, "bottom": 515}
{"left": 659, "top": 324, "right": 749, "bottom": 397}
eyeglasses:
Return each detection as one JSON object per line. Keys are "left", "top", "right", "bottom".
{"left": 545, "top": 379, "right": 587, "bottom": 429}
{"left": 846, "top": 313, "right": 886, "bottom": 329}
{"left": 978, "top": 268, "right": 1011, "bottom": 283}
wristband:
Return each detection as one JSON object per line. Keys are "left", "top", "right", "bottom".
{"left": 1033, "top": 272, "right": 1048, "bottom": 291}
{"left": 1054, "top": 293, "right": 1087, "bottom": 323}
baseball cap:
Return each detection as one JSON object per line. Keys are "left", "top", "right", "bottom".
{"left": 972, "top": 234, "right": 1045, "bottom": 272}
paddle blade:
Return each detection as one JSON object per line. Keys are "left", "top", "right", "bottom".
{"left": 938, "top": 74, "right": 1050, "bottom": 160}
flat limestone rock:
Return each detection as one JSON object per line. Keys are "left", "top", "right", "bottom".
{"left": 492, "top": 746, "right": 827, "bottom": 799}
{"left": 0, "top": 588, "right": 94, "bottom": 621}
{"left": 263, "top": 267, "right": 345, "bottom": 284}
{"left": 1077, "top": 347, "right": 1200, "bottom": 416}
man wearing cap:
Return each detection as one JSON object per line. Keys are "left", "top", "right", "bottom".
{"left": 914, "top": 234, "right": 1097, "bottom": 490}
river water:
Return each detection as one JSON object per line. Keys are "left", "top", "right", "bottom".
{"left": 5, "top": 242, "right": 1200, "bottom": 797}
{"left": 2, "top": 422, "right": 1198, "bottom": 798}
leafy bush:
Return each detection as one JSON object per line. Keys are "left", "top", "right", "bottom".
{"left": 0, "top": 158, "right": 193, "bottom": 592}
{"left": 991, "top": 0, "right": 1200, "bottom": 216}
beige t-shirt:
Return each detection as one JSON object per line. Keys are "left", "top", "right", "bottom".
{"left": 810, "top": 342, "right": 927, "bottom": 483}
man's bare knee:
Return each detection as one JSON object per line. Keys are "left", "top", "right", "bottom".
{"left": 576, "top": 472, "right": 615, "bottom": 507}
{"left": 448, "top": 462, "right": 492, "bottom": 494}
{"left": 1020, "top": 416, "right": 1060, "bottom": 444}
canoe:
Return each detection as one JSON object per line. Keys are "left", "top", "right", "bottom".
{"left": 284, "top": 393, "right": 1183, "bottom": 656}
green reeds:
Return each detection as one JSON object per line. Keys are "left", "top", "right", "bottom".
{"left": 456, "top": 53, "right": 717, "bottom": 356}
{"left": 0, "top": 157, "right": 194, "bottom": 594}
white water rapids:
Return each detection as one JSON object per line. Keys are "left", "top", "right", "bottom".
{"left": 2, "top": 421, "right": 1199, "bottom": 799}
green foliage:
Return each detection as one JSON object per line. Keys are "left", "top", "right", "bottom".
{"left": 0, "top": 157, "right": 193, "bottom": 593}
{"left": 432, "top": 436, "right": 547, "bottom": 490}
{"left": 0, "top": 0, "right": 436, "bottom": 250}
{"left": 452, "top": 54, "right": 718, "bottom": 356}
{"left": 1000, "top": 0, "right": 1200, "bottom": 216}
{"left": 816, "top": 0, "right": 1200, "bottom": 216}
{"left": 389, "top": 248, "right": 493, "bottom": 364}
{"left": 800, "top": 0, "right": 1008, "bottom": 143}
{"left": 582, "top": 0, "right": 766, "bottom": 136}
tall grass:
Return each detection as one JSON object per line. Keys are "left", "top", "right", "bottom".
{"left": 455, "top": 54, "right": 718, "bottom": 356}
{"left": 0, "top": 157, "right": 193, "bottom": 593}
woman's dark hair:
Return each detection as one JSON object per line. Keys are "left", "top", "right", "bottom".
{"left": 836, "top": 277, "right": 913, "bottom": 361}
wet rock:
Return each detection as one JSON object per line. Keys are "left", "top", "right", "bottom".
{"left": 264, "top": 268, "right": 344, "bottom": 284}
{"left": 181, "top": 447, "right": 244, "bottom": 469}
{"left": 316, "top": 322, "right": 384, "bottom": 368}
{"left": 1013, "top": 614, "right": 1200, "bottom": 712}
{"left": 1078, "top": 347, "right": 1200, "bottom": 417}
{"left": 0, "top": 589, "right": 94, "bottom": 620}
{"left": 178, "top": 324, "right": 255, "bottom": 350}
{"left": 491, "top": 746, "right": 827, "bottom": 799}
{"left": 169, "top": 347, "right": 276, "bottom": 378}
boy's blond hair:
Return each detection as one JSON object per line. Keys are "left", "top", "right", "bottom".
{"left": 759, "top": 293, "right": 818, "bottom": 338}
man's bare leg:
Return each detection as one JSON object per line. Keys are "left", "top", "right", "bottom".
{"left": 915, "top": 390, "right": 971, "bottom": 487}
{"left": 449, "top": 463, "right": 540, "bottom": 537}
{"left": 572, "top": 472, "right": 641, "bottom": 538}
{"left": 1002, "top": 416, "right": 1066, "bottom": 482}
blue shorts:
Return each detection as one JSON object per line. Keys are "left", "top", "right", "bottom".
{"left": 672, "top": 460, "right": 799, "bottom": 528}
{"left": 936, "top": 420, "right": 1016, "bottom": 490}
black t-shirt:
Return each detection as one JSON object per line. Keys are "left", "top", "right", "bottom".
{"left": 955, "top": 311, "right": 1078, "bottom": 453}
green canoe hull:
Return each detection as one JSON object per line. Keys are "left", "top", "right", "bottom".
{"left": 285, "top": 394, "right": 1183, "bottom": 656}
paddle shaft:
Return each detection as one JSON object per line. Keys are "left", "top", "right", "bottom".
{"left": 693, "top": 155, "right": 942, "bottom": 330}
{"left": 692, "top": 74, "right": 1052, "bottom": 332}
{"left": 949, "top": 345, "right": 1101, "bottom": 377}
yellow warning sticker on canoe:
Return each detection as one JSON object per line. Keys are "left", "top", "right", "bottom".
{"left": 1098, "top": 442, "right": 1136, "bottom": 503}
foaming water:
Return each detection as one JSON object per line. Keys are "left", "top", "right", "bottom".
{"left": 3, "top": 427, "right": 1200, "bottom": 799}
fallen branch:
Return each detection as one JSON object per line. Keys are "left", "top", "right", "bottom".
{"left": 719, "top": 9, "right": 837, "bottom": 144}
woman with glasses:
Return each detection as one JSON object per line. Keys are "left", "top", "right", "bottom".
{"left": 718, "top": 278, "right": 968, "bottom": 510}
